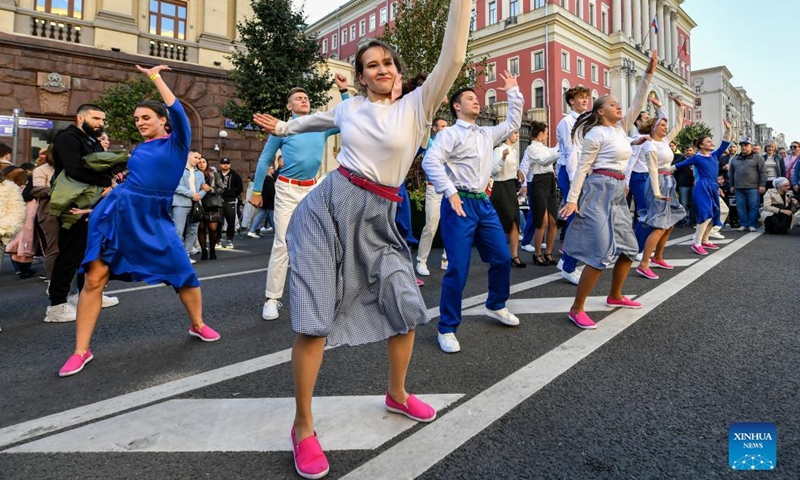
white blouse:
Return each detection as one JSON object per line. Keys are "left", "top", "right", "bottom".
{"left": 643, "top": 138, "right": 675, "bottom": 197}
{"left": 519, "top": 141, "right": 559, "bottom": 182}
{"left": 492, "top": 144, "right": 520, "bottom": 181}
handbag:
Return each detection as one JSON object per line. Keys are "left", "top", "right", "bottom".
{"left": 202, "top": 192, "right": 223, "bottom": 210}
{"left": 189, "top": 200, "right": 205, "bottom": 223}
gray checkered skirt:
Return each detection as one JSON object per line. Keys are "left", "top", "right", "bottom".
{"left": 643, "top": 174, "right": 686, "bottom": 229}
{"left": 563, "top": 173, "right": 638, "bottom": 269}
{"left": 285, "top": 171, "right": 430, "bottom": 346}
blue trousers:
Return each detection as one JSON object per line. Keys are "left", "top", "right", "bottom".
{"left": 438, "top": 196, "right": 510, "bottom": 334}
{"left": 396, "top": 183, "right": 419, "bottom": 246}
{"left": 734, "top": 188, "right": 760, "bottom": 228}
{"left": 556, "top": 167, "right": 578, "bottom": 273}
{"left": 249, "top": 208, "right": 274, "bottom": 233}
{"left": 521, "top": 181, "right": 536, "bottom": 246}
{"left": 630, "top": 171, "right": 650, "bottom": 252}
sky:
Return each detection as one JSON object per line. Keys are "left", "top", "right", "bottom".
{"left": 293, "top": 0, "right": 798, "bottom": 143}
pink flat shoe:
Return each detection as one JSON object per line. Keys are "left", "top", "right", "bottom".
{"left": 58, "top": 350, "right": 93, "bottom": 377}
{"left": 189, "top": 324, "right": 221, "bottom": 342}
{"left": 691, "top": 243, "right": 708, "bottom": 255}
{"left": 291, "top": 428, "right": 329, "bottom": 479}
{"left": 416, "top": 278, "right": 425, "bottom": 287}
{"left": 635, "top": 267, "right": 659, "bottom": 280}
{"left": 701, "top": 242, "right": 720, "bottom": 250}
{"left": 568, "top": 310, "right": 597, "bottom": 329}
{"left": 650, "top": 259, "right": 673, "bottom": 270}
{"left": 385, "top": 393, "right": 437, "bottom": 422}
{"left": 606, "top": 296, "right": 642, "bottom": 309}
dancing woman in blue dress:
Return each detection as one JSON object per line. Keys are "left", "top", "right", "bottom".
{"left": 59, "top": 65, "right": 220, "bottom": 378}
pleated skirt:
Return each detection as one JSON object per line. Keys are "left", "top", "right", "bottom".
{"left": 643, "top": 174, "right": 686, "bottom": 229}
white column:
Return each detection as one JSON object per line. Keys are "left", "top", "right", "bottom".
{"left": 612, "top": 0, "right": 622, "bottom": 33}
{"left": 657, "top": 1, "right": 665, "bottom": 55}
{"left": 671, "top": 11, "right": 679, "bottom": 68}
{"left": 632, "top": 0, "right": 641, "bottom": 43}
{"left": 648, "top": 0, "right": 657, "bottom": 52}
{"left": 664, "top": 7, "right": 672, "bottom": 66}
{"left": 623, "top": 0, "right": 632, "bottom": 37}
{"left": 641, "top": 0, "right": 649, "bottom": 47}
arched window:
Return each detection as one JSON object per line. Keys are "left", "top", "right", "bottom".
{"left": 486, "top": 89, "right": 497, "bottom": 107}
{"left": 561, "top": 79, "right": 571, "bottom": 113}
{"left": 591, "top": 89, "right": 599, "bottom": 103}
{"left": 532, "top": 79, "right": 545, "bottom": 109}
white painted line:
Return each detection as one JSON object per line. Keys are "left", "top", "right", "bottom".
{"left": 462, "top": 296, "right": 637, "bottom": 316}
{"left": 340, "top": 233, "right": 761, "bottom": 480}
{"left": 606, "top": 258, "right": 699, "bottom": 269}
{"left": 6, "top": 395, "right": 464, "bottom": 453}
{"left": 0, "top": 233, "right": 702, "bottom": 450}
{"left": 105, "top": 268, "right": 268, "bottom": 294}
{"left": 678, "top": 238, "right": 734, "bottom": 246}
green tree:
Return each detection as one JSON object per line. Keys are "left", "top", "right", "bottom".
{"left": 224, "top": 0, "right": 332, "bottom": 127}
{"left": 674, "top": 121, "right": 712, "bottom": 151}
{"left": 97, "top": 78, "right": 162, "bottom": 147}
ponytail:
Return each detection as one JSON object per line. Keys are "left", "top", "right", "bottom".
{"left": 571, "top": 95, "right": 611, "bottom": 143}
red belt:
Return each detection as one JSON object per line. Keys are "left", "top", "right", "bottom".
{"left": 658, "top": 170, "right": 672, "bottom": 176}
{"left": 278, "top": 175, "right": 316, "bottom": 187}
{"left": 593, "top": 169, "right": 626, "bottom": 180}
{"left": 337, "top": 166, "right": 402, "bottom": 203}
{"left": 427, "top": 181, "right": 434, "bottom": 186}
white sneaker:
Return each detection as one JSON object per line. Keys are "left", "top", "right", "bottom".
{"left": 437, "top": 332, "right": 461, "bottom": 353}
{"left": 262, "top": 299, "right": 281, "bottom": 321}
{"left": 416, "top": 263, "right": 430, "bottom": 276}
{"left": 102, "top": 295, "right": 119, "bottom": 308}
{"left": 67, "top": 292, "right": 79, "bottom": 306}
{"left": 440, "top": 258, "right": 449, "bottom": 271}
{"left": 748, "top": 227, "right": 758, "bottom": 232}
{"left": 225, "top": 241, "right": 235, "bottom": 249}
{"left": 190, "top": 258, "right": 197, "bottom": 264}
{"left": 561, "top": 269, "right": 581, "bottom": 285}
{"left": 189, "top": 247, "right": 201, "bottom": 255}
{"left": 709, "top": 232, "right": 725, "bottom": 239}
{"left": 260, "top": 227, "right": 273, "bottom": 233}
{"left": 520, "top": 244, "right": 535, "bottom": 253}
{"left": 737, "top": 226, "right": 746, "bottom": 232}
{"left": 557, "top": 258, "right": 564, "bottom": 270}
{"left": 247, "top": 231, "right": 260, "bottom": 238}
{"left": 484, "top": 307, "right": 520, "bottom": 326}
{"left": 44, "top": 303, "right": 77, "bottom": 323}
{"left": 635, "top": 252, "right": 643, "bottom": 262}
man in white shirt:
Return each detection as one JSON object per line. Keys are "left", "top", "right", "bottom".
{"left": 554, "top": 86, "right": 590, "bottom": 285}
{"left": 423, "top": 71, "right": 522, "bottom": 354}
{"left": 416, "top": 117, "right": 449, "bottom": 276}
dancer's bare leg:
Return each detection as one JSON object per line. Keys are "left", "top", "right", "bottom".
{"left": 387, "top": 330, "right": 415, "bottom": 404}
{"left": 292, "top": 334, "right": 327, "bottom": 442}
{"left": 74, "top": 259, "right": 110, "bottom": 354}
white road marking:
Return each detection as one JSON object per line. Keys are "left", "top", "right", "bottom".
{"left": 340, "top": 233, "right": 760, "bottom": 480}
{"left": 0, "top": 234, "right": 700, "bottom": 450}
{"left": 6, "top": 395, "right": 463, "bottom": 453}
{"left": 462, "top": 296, "right": 638, "bottom": 316}
{"left": 105, "top": 268, "right": 268, "bottom": 294}
{"left": 607, "top": 258, "right": 699, "bottom": 269}
{"left": 678, "top": 238, "right": 734, "bottom": 246}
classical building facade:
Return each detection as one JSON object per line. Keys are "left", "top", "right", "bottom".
{"left": 0, "top": 0, "right": 269, "bottom": 174}
{"left": 309, "top": 0, "right": 697, "bottom": 140}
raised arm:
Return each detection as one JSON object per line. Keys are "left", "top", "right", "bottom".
{"left": 712, "top": 120, "right": 733, "bottom": 158}
{"left": 136, "top": 65, "right": 189, "bottom": 151}
{"left": 420, "top": 0, "right": 471, "bottom": 120}
{"left": 489, "top": 73, "right": 523, "bottom": 145}
{"left": 622, "top": 51, "right": 657, "bottom": 132}
{"left": 666, "top": 97, "right": 686, "bottom": 141}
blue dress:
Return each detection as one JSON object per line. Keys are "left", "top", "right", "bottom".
{"left": 81, "top": 101, "right": 199, "bottom": 289}
{"left": 674, "top": 141, "right": 730, "bottom": 226}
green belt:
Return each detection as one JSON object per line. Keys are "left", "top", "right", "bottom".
{"left": 457, "top": 190, "right": 487, "bottom": 200}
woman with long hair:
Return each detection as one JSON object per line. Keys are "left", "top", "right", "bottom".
{"left": 197, "top": 156, "right": 223, "bottom": 260}
{"left": 31, "top": 146, "right": 60, "bottom": 281}
{"left": 558, "top": 51, "right": 657, "bottom": 330}
{"left": 58, "top": 64, "right": 220, "bottom": 378}
{"left": 4, "top": 166, "right": 37, "bottom": 279}
{"left": 520, "top": 121, "right": 560, "bottom": 266}
{"left": 252, "top": 1, "right": 470, "bottom": 477}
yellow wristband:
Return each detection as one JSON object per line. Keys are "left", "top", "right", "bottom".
{"left": 150, "top": 73, "right": 161, "bottom": 81}
{"left": 251, "top": 192, "right": 261, "bottom": 196}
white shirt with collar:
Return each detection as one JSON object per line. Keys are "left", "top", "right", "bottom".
{"left": 491, "top": 144, "right": 519, "bottom": 181}
{"left": 520, "top": 141, "right": 559, "bottom": 182}
{"left": 423, "top": 86, "right": 524, "bottom": 197}
{"left": 556, "top": 110, "right": 580, "bottom": 169}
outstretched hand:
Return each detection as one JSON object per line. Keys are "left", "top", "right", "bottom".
{"left": 645, "top": 50, "right": 658, "bottom": 75}
{"left": 252, "top": 113, "right": 280, "bottom": 135}
{"left": 559, "top": 202, "right": 578, "bottom": 218}
{"left": 497, "top": 70, "right": 518, "bottom": 92}
{"left": 723, "top": 119, "right": 732, "bottom": 130}
{"left": 334, "top": 73, "right": 349, "bottom": 90}
{"left": 631, "top": 135, "right": 651, "bottom": 146}
{"left": 136, "top": 64, "right": 171, "bottom": 78}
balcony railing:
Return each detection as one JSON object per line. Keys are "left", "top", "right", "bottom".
{"left": 149, "top": 40, "right": 187, "bottom": 62}
{"left": 31, "top": 17, "right": 82, "bottom": 43}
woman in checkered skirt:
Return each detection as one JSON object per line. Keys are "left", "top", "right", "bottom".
{"left": 558, "top": 51, "right": 657, "bottom": 331}
{"left": 252, "top": 1, "right": 471, "bottom": 478}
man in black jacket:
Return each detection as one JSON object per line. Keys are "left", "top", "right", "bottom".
{"left": 218, "top": 157, "right": 243, "bottom": 248}
{"left": 45, "top": 104, "right": 119, "bottom": 323}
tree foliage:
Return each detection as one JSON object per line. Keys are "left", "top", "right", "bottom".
{"left": 379, "top": 0, "right": 483, "bottom": 98}
{"left": 674, "top": 121, "right": 713, "bottom": 151}
{"left": 224, "top": 0, "right": 332, "bottom": 127}
{"left": 96, "top": 78, "right": 162, "bottom": 147}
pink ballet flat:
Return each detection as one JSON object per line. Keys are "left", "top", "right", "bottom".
{"left": 691, "top": 243, "right": 709, "bottom": 255}
{"left": 291, "top": 427, "right": 329, "bottom": 479}
{"left": 701, "top": 242, "right": 720, "bottom": 250}
{"left": 605, "top": 296, "right": 642, "bottom": 309}
{"left": 568, "top": 310, "right": 597, "bottom": 329}
{"left": 635, "top": 267, "right": 659, "bottom": 280}
{"left": 650, "top": 259, "right": 673, "bottom": 270}
{"left": 385, "top": 393, "right": 437, "bottom": 422}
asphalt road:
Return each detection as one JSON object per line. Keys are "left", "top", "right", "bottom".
{"left": 1, "top": 226, "right": 798, "bottom": 479}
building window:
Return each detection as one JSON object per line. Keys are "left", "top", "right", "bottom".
{"left": 592, "top": 89, "right": 599, "bottom": 102}
{"left": 535, "top": 0, "right": 546, "bottom": 8}
{"left": 532, "top": 50, "right": 544, "bottom": 71}
{"left": 349, "top": 55, "right": 355, "bottom": 65}
{"left": 601, "top": 8, "right": 608, "bottom": 33}
{"left": 360, "top": 19, "right": 366, "bottom": 36}
{"left": 486, "top": 89, "right": 497, "bottom": 106}
{"left": 470, "top": 8, "right": 477, "bottom": 31}
{"left": 148, "top": 0, "right": 187, "bottom": 40}
{"left": 695, "top": 111, "right": 702, "bottom": 120}
{"left": 589, "top": 1, "right": 596, "bottom": 27}
{"left": 510, "top": 0, "right": 520, "bottom": 17}
{"left": 488, "top": 1, "right": 497, "bottom": 25}
{"left": 332, "top": 33, "right": 337, "bottom": 49}
{"left": 561, "top": 50, "right": 570, "bottom": 72}
{"left": 380, "top": 7, "right": 387, "bottom": 25}
{"left": 576, "top": 57, "right": 585, "bottom": 78}
{"left": 322, "top": 38, "right": 328, "bottom": 54}
{"left": 603, "top": 69, "right": 610, "bottom": 87}
{"left": 350, "top": 24, "right": 356, "bottom": 40}
{"left": 508, "top": 57, "right": 520, "bottom": 76}
{"left": 533, "top": 80, "right": 545, "bottom": 109}
{"left": 576, "top": 0, "right": 583, "bottom": 19}
{"left": 486, "top": 62, "right": 497, "bottom": 82}
{"left": 390, "top": 2, "right": 398, "bottom": 20}
{"left": 35, "top": 0, "right": 84, "bottom": 19}
{"left": 561, "top": 0, "right": 569, "bottom": 9}
{"left": 591, "top": 64, "right": 598, "bottom": 83}
{"left": 341, "top": 29, "right": 347, "bottom": 44}
{"left": 369, "top": 13, "right": 376, "bottom": 31}
{"left": 562, "top": 79, "right": 571, "bottom": 113}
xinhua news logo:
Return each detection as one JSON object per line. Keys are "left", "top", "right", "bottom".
{"left": 729, "top": 422, "right": 777, "bottom": 471}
